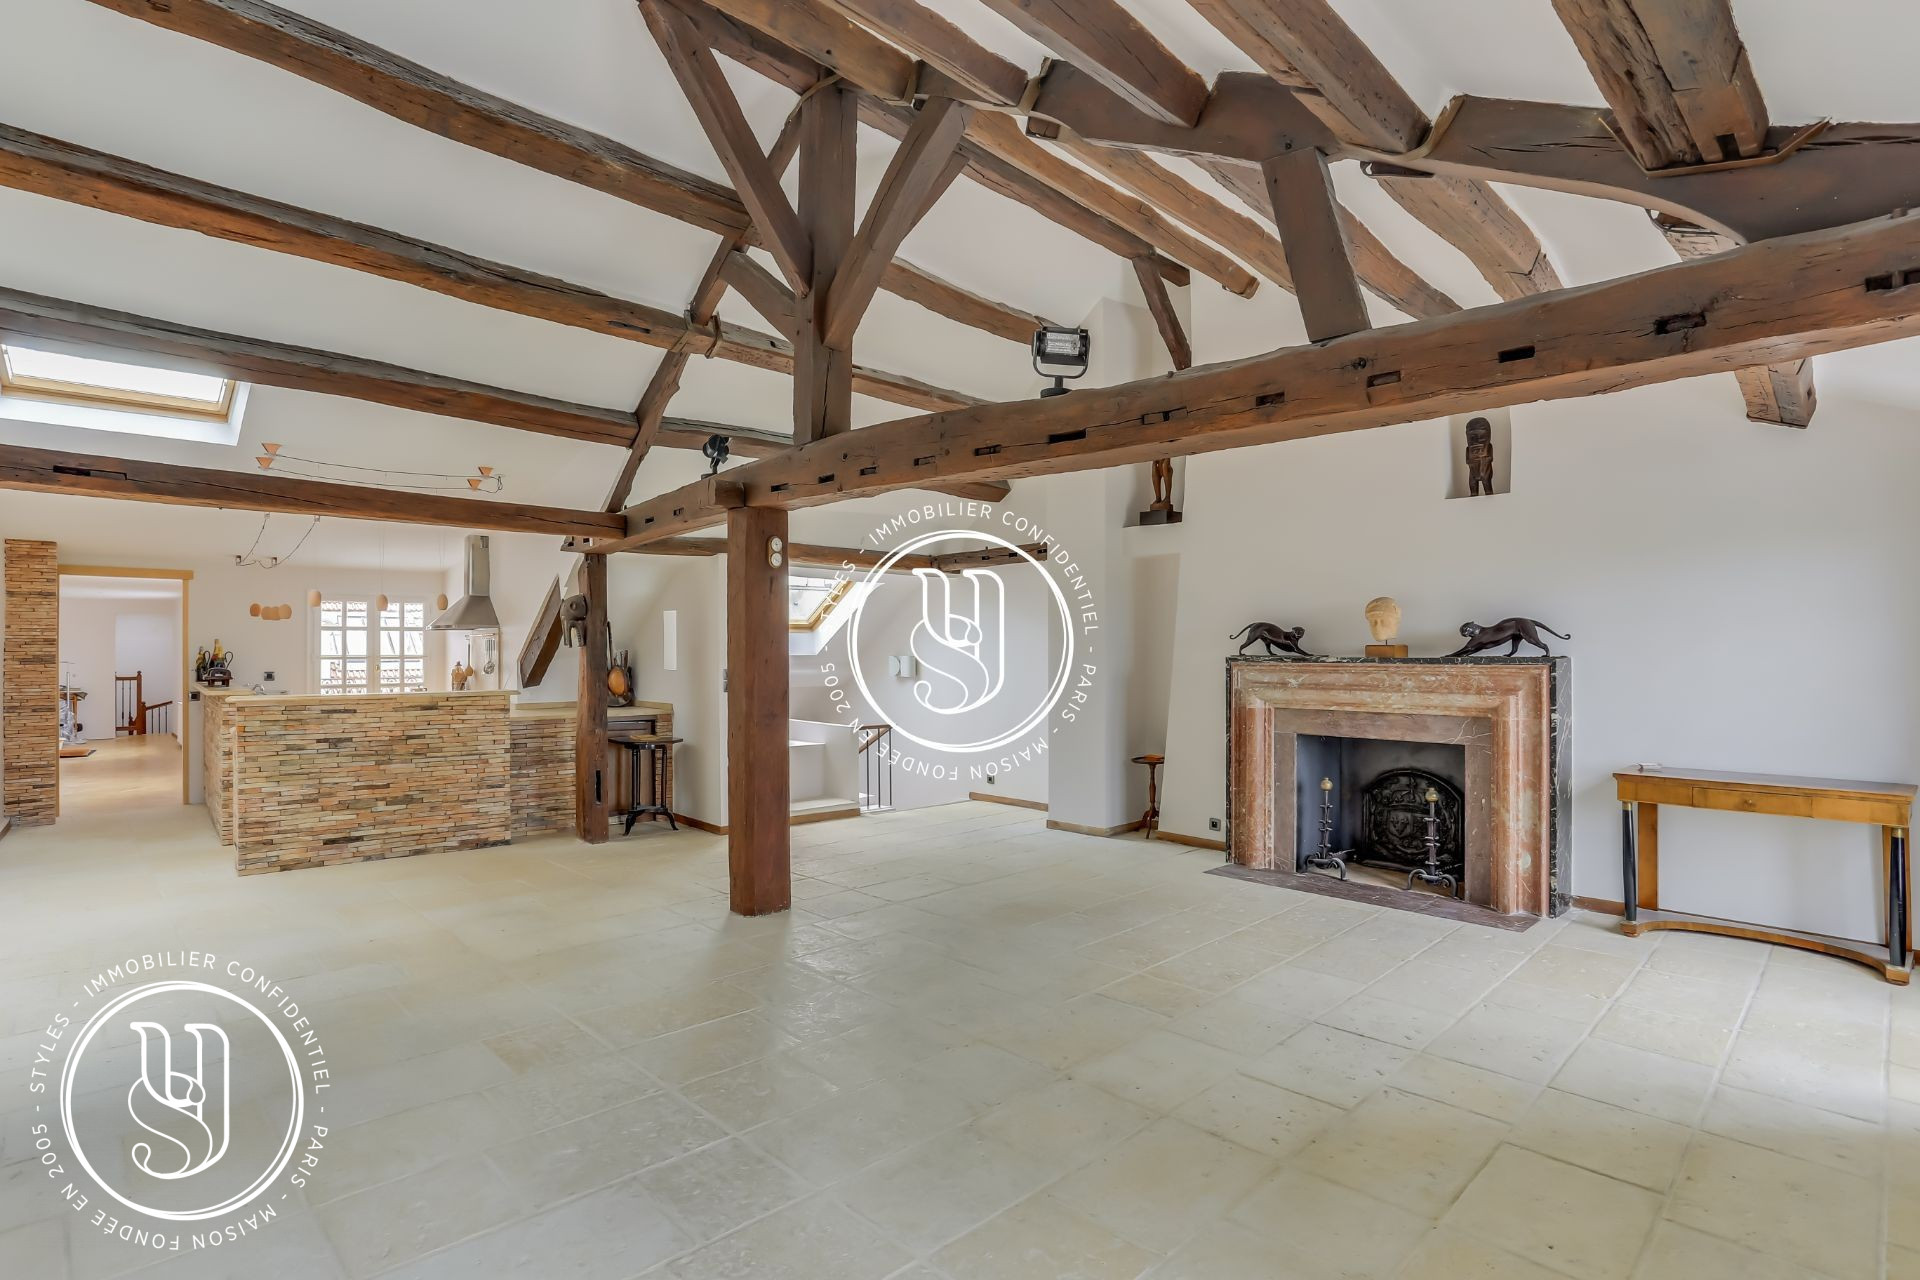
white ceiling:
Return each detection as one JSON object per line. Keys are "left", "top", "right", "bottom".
{"left": 0, "top": 0, "right": 1917, "bottom": 569}
{"left": 59, "top": 574, "right": 182, "bottom": 601}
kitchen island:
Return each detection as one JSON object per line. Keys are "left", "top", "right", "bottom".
{"left": 199, "top": 686, "right": 672, "bottom": 873}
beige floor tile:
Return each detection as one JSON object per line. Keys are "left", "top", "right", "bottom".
{"left": 1052, "top": 1118, "right": 1276, "bottom": 1252}
{"left": 315, "top": 1156, "right": 522, "bottom": 1279}
{"left": 1721, "top": 1030, "right": 1887, "bottom": 1123}
{"left": 934, "top": 1194, "right": 1160, "bottom": 1280}
{"left": 480, "top": 1051, "right": 658, "bottom": 1131}
{"left": 1616, "top": 968, "right": 1752, "bottom": 1027}
{"left": 1145, "top": 1221, "right": 1316, "bottom": 1278}
{"left": 983, "top": 994, "right": 1170, "bottom": 1071}
{"left": 1233, "top": 965, "right": 1369, "bottom": 1020}
{"left": 637, "top": 1137, "right": 809, "bottom": 1244}
{"left": 486, "top": 1090, "right": 726, "bottom": 1206}
{"left": 1700, "top": 1084, "right": 1883, "bottom": 1178}
{"left": 1427, "top": 1003, "right": 1589, "bottom": 1084}
{"left": 1508, "top": 1089, "right": 1690, "bottom": 1191}
{"left": 678, "top": 1054, "right": 842, "bottom": 1132}
{"left": 1396, "top": 1226, "right": 1570, "bottom": 1279}
{"left": 0, "top": 1220, "right": 65, "bottom": 1280}
{"left": 907, "top": 1042, "right": 1057, "bottom": 1108}
{"left": 317, "top": 1092, "right": 531, "bottom": 1204}
{"left": 750, "top": 1072, "right": 978, "bottom": 1186}
{"left": 574, "top": 981, "right": 760, "bottom": 1048}
{"left": 1073, "top": 1029, "right": 1246, "bottom": 1113}
{"left": 1298, "top": 1087, "right": 1508, "bottom": 1216}
{"left": 1245, "top": 1024, "right": 1413, "bottom": 1107}
{"left": 1175, "top": 1074, "right": 1343, "bottom": 1160}
{"left": 1590, "top": 1004, "right": 1734, "bottom": 1067}
{"left": 1228, "top": 1166, "right": 1434, "bottom": 1276}
{"left": 1168, "top": 996, "right": 1306, "bottom": 1057}
{"left": 378, "top": 1174, "right": 691, "bottom": 1279}
{"left": 1668, "top": 1134, "right": 1880, "bottom": 1279}
{"left": 478, "top": 1017, "right": 609, "bottom": 1073}
{"left": 1391, "top": 1054, "right": 1542, "bottom": 1123}
{"left": 1552, "top": 1039, "right": 1715, "bottom": 1125}
{"left": 1633, "top": 1221, "right": 1829, "bottom": 1280}
{"left": 624, "top": 1011, "right": 802, "bottom": 1085}
{"left": 1444, "top": 1146, "right": 1660, "bottom": 1280}
{"left": 975, "top": 1077, "right": 1156, "bottom": 1167}
{"left": 838, "top": 1126, "right": 1057, "bottom": 1251}
{"left": 785, "top": 1014, "right": 965, "bottom": 1088}
{"left": 1102, "top": 972, "right": 1217, "bottom": 1017}
{"left": 1318, "top": 992, "right": 1460, "bottom": 1050}
{"left": 663, "top": 1195, "right": 912, "bottom": 1280}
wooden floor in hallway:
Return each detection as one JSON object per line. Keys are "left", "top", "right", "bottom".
{"left": 56, "top": 732, "right": 181, "bottom": 815}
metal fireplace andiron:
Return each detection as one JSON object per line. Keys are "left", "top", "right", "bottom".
{"left": 1306, "top": 768, "right": 1465, "bottom": 897}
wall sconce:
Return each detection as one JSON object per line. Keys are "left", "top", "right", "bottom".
{"left": 1032, "top": 325, "right": 1090, "bottom": 398}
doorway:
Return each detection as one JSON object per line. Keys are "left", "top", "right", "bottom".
{"left": 56, "top": 566, "right": 193, "bottom": 813}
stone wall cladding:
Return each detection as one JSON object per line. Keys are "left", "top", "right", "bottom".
{"left": 233, "top": 692, "right": 511, "bottom": 873}
{"left": 3, "top": 540, "right": 59, "bottom": 826}
{"left": 202, "top": 690, "right": 236, "bottom": 844}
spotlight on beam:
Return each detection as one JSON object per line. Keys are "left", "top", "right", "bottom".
{"left": 1032, "top": 325, "right": 1089, "bottom": 398}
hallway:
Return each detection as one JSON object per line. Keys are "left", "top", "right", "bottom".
{"left": 57, "top": 731, "right": 182, "bottom": 815}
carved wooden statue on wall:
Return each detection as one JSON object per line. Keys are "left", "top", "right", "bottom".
{"left": 1139, "top": 457, "right": 1182, "bottom": 525}
{"left": 1465, "top": 417, "right": 1495, "bottom": 497}
{"left": 1449, "top": 617, "right": 1571, "bottom": 657}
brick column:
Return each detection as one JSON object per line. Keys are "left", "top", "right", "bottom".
{"left": 3, "top": 540, "right": 59, "bottom": 826}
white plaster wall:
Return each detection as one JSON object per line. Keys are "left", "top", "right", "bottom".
{"left": 616, "top": 554, "right": 727, "bottom": 826}
{"left": 58, "top": 592, "right": 180, "bottom": 742}
{"left": 1157, "top": 375, "right": 1920, "bottom": 944}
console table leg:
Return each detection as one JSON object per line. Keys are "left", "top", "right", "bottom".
{"left": 1622, "top": 801, "right": 1638, "bottom": 925}
{"left": 1891, "top": 826, "right": 1909, "bottom": 970}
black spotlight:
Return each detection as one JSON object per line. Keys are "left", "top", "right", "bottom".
{"left": 1032, "top": 325, "right": 1090, "bottom": 397}
{"left": 702, "top": 433, "right": 731, "bottom": 476}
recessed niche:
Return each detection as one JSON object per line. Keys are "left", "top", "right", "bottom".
{"left": 1446, "top": 408, "right": 1513, "bottom": 499}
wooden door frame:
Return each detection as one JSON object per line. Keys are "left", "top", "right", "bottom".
{"left": 56, "top": 565, "right": 195, "bottom": 804}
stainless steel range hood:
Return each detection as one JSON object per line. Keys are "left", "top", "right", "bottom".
{"left": 431, "top": 535, "right": 501, "bottom": 630}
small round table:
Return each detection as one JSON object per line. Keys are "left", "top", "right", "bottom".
{"left": 612, "top": 732, "right": 682, "bottom": 834}
{"left": 1132, "top": 754, "right": 1165, "bottom": 840}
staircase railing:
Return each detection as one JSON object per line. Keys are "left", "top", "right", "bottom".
{"left": 855, "top": 723, "right": 892, "bottom": 812}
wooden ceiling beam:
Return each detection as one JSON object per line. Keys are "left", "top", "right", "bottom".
{"left": 79, "top": 0, "right": 748, "bottom": 234}
{"left": 600, "top": 210, "right": 1920, "bottom": 547}
{"left": 972, "top": 0, "right": 1209, "bottom": 126}
{"left": 823, "top": 96, "right": 974, "bottom": 350}
{"left": 0, "top": 441, "right": 626, "bottom": 539}
{"left": 879, "top": 261, "right": 1058, "bottom": 343}
{"left": 1550, "top": 0, "right": 1768, "bottom": 170}
{"left": 0, "top": 125, "right": 974, "bottom": 412}
{"left": 1259, "top": 149, "right": 1369, "bottom": 341}
{"left": 822, "top": 0, "right": 1029, "bottom": 104}
{"left": 721, "top": 251, "right": 800, "bottom": 337}
{"left": 1131, "top": 257, "right": 1191, "bottom": 370}
{"left": 645, "top": 0, "right": 811, "bottom": 290}
{"left": 0, "top": 287, "right": 637, "bottom": 446}
{"left": 689, "top": 0, "right": 1245, "bottom": 291}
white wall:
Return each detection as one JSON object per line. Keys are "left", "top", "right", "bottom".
{"left": 58, "top": 590, "right": 181, "bottom": 742}
{"left": 1156, "top": 375, "right": 1920, "bottom": 944}
{"left": 616, "top": 554, "right": 728, "bottom": 825}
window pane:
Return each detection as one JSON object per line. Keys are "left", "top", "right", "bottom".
{"left": 346, "top": 602, "right": 367, "bottom": 628}
{"left": 321, "top": 630, "right": 343, "bottom": 657}
{"left": 403, "top": 631, "right": 424, "bottom": 656}
{"left": 320, "top": 602, "right": 344, "bottom": 627}
{"left": 319, "top": 659, "right": 344, "bottom": 687}
{"left": 379, "top": 602, "right": 400, "bottom": 628}
{"left": 380, "top": 630, "right": 400, "bottom": 657}
{"left": 379, "top": 660, "right": 401, "bottom": 689}
{"left": 404, "top": 603, "right": 425, "bottom": 628}
{"left": 3, "top": 347, "right": 229, "bottom": 404}
{"left": 345, "top": 631, "right": 367, "bottom": 657}
{"left": 403, "top": 659, "right": 424, "bottom": 684}
{"left": 345, "top": 660, "right": 366, "bottom": 684}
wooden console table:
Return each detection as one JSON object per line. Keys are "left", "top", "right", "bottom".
{"left": 1615, "top": 768, "right": 1916, "bottom": 983}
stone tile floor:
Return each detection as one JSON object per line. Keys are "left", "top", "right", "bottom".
{"left": 0, "top": 798, "right": 1914, "bottom": 1278}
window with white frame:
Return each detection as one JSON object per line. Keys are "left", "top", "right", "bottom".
{"left": 315, "top": 598, "right": 427, "bottom": 694}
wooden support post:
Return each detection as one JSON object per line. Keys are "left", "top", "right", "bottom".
{"left": 574, "top": 552, "right": 610, "bottom": 844}
{"left": 794, "top": 81, "right": 856, "bottom": 442}
{"left": 1260, "top": 147, "right": 1370, "bottom": 341}
{"left": 727, "top": 504, "right": 791, "bottom": 914}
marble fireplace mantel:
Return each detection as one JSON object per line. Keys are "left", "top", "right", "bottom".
{"left": 1226, "top": 657, "right": 1571, "bottom": 918}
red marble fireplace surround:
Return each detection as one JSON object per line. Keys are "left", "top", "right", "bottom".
{"left": 1228, "top": 658, "right": 1568, "bottom": 918}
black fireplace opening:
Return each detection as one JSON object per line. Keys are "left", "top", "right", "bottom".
{"left": 1295, "top": 735, "right": 1468, "bottom": 895}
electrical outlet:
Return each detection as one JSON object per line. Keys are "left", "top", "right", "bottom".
{"left": 985, "top": 772, "right": 996, "bottom": 786}
{"left": 1208, "top": 817, "right": 1222, "bottom": 832}
{"left": 262, "top": 670, "right": 276, "bottom": 683}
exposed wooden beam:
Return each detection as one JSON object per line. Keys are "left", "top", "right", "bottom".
{"left": 0, "top": 287, "right": 636, "bottom": 447}
{"left": 879, "top": 261, "right": 1057, "bottom": 343}
{"left": 726, "top": 504, "right": 791, "bottom": 914}
{"left": 602, "top": 211, "right": 1920, "bottom": 546}
{"left": 1260, "top": 149, "right": 1370, "bottom": 341}
{"left": 81, "top": 0, "right": 747, "bottom": 233}
{"left": 0, "top": 442, "right": 626, "bottom": 539}
{"left": 1131, "top": 257, "right": 1191, "bottom": 370}
{"left": 645, "top": 0, "right": 811, "bottom": 290}
{"left": 824, "top": 97, "right": 974, "bottom": 350}
{"left": 0, "top": 125, "right": 974, "bottom": 411}
{"left": 720, "top": 251, "right": 800, "bottom": 337}
{"left": 973, "top": 0, "right": 1208, "bottom": 126}
{"left": 616, "top": 535, "right": 1043, "bottom": 573}
{"left": 690, "top": 0, "right": 1245, "bottom": 291}
{"left": 793, "top": 81, "right": 858, "bottom": 441}
{"left": 1195, "top": 158, "right": 1457, "bottom": 320}
{"left": 1655, "top": 213, "right": 1814, "bottom": 427}
{"left": 822, "top": 0, "right": 1028, "bottom": 104}
{"left": 1551, "top": 0, "right": 1768, "bottom": 169}
{"left": 518, "top": 576, "right": 565, "bottom": 689}
{"left": 574, "top": 552, "right": 610, "bottom": 843}
{"left": 1173, "top": 1, "right": 1563, "bottom": 299}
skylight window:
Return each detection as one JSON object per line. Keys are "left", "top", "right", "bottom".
{"left": 789, "top": 572, "right": 852, "bottom": 631}
{"left": 0, "top": 345, "right": 235, "bottom": 419}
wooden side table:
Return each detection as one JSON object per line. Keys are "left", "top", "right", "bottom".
{"left": 1615, "top": 767, "right": 1916, "bottom": 983}
{"left": 1133, "top": 754, "right": 1164, "bottom": 840}
{"left": 612, "top": 732, "right": 682, "bottom": 835}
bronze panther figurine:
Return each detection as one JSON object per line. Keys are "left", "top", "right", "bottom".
{"left": 1450, "top": 617, "right": 1570, "bottom": 657}
{"left": 1230, "top": 622, "right": 1315, "bottom": 657}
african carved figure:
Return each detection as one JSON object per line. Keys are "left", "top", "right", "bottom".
{"left": 1230, "top": 622, "right": 1315, "bottom": 657}
{"left": 560, "top": 593, "right": 592, "bottom": 648}
{"left": 1465, "top": 417, "right": 1495, "bottom": 497}
{"left": 1449, "top": 617, "right": 1571, "bottom": 657}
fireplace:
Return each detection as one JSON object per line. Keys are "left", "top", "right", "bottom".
{"left": 1227, "top": 657, "right": 1570, "bottom": 918}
